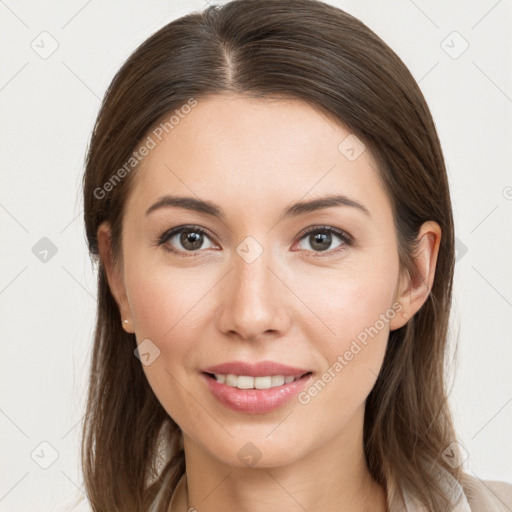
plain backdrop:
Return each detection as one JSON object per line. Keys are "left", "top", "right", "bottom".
{"left": 1, "top": 0, "right": 511, "bottom": 510}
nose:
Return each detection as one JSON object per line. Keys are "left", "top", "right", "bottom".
{"left": 215, "top": 245, "right": 292, "bottom": 342}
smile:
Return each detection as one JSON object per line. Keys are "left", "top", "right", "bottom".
{"left": 201, "top": 371, "right": 313, "bottom": 414}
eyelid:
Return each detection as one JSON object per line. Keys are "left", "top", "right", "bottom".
{"left": 296, "top": 225, "right": 353, "bottom": 244}
{"left": 158, "top": 224, "right": 214, "bottom": 245}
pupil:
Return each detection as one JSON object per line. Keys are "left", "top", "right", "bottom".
{"left": 311, "top": 232, "right": 330, "bottom": 251}
{"left": 181, "top": 231, "right": 202, "bottom": 250}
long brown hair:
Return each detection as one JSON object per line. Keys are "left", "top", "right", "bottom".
{"left": 82, "top": 0, "right": 462, "bottom": 510}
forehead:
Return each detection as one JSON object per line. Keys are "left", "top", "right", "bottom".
{"left": 127, "top": 94, "right": 389, "bottom": 222}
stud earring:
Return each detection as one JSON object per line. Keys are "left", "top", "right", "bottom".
{"left": 123, "top": 319, "right": 129, "bottom": 325}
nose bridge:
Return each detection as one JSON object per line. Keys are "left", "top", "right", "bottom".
{"left": 216, "top": 237, "right": 290, "bottom": 339}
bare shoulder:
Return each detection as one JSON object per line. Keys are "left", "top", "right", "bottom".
{"left": 460, "top": 472, "right": 512, "bottom": 511}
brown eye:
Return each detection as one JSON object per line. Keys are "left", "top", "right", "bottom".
{"left": 159, "top": 225, "right": 216, "bottom": 254}
{"left": 179, "top": 230, "right": 204, "bottom": 251}
{"left": 296, "top": 226, "right": 352, "bottom": 255}
{"left": 307, "top": 231, "right": 334, "bottom": 251}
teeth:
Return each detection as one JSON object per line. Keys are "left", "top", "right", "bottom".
{"left": 213, "top": 373, "right": 302, "bottom": 389}
{"left": 272, "top": 375, "right": 285, "bottom": 387}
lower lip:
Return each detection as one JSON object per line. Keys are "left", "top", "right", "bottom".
{"left": 201, "top": 372, "right": 313, "bottom": 414}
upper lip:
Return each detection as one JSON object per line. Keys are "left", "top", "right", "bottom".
{"left": 201, "top": 360, "right": 311, "bottom": 378}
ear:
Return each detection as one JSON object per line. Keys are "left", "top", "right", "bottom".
{"left": 390, "top": 221, "right": 442, "bottom": 331}
{"left": 97, "top": 221, "right": 134, "bottom": 333}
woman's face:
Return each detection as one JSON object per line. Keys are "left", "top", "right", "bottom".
{"left": 103, "top": 94, "right": 412, "bottom": 467}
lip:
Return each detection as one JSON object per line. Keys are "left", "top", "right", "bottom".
{"left": 201, "top": 360, "right": 311, "bottom": 377}
{"left": 201, "top": 373, "right": 312, "bottom": 414}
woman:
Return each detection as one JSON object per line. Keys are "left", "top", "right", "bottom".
{"left": 81, "top": 0, "right": 512, "bottom": 510}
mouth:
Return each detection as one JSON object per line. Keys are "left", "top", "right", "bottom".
{"left": 201, "top": 370, "right": 313, "bottom": 414}
{"left": 202, "top": 371, "right": 313, "bottom": 390}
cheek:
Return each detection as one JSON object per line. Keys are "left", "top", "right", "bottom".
{"left": 300, "top": 253, "right": 399, "bottom": 345}
{"left": 298, "top": 252, "right": 399, "bottom": 392}
{"left": 294, "top": 279, "right": 395, "bottom": 430}
{"left": 125, "top": 261, "right": 213, "bottom": 341}
{"left": 123, "top": 265, "right": 212, "bottom": 421}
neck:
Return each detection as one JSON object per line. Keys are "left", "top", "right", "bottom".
{"left": 173, "top": 406, "right": 388, "bottom": 512}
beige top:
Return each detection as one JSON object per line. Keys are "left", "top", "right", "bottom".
{"left": 151, "top": 466, "right": 512, "bottom": 512}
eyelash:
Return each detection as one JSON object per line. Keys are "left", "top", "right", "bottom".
{"left": 156, "top": 224, "right": 353, "bottom": 259}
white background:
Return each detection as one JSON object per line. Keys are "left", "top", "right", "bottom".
{"left": 1, "top": 0, "right": 511, "bottom": 510}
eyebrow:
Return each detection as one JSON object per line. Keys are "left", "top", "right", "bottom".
{"left": 145, "top": 194, "right": 371, "bottom": 220}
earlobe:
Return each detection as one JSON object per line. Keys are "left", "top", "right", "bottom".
{"left": 97, "top": 222, "right": 134, "bottom": 333}
{"left": 390, "top": 221, "right": 441, "bottom": 331}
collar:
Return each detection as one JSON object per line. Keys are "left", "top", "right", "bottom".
{"left": 165, "top": 465, "right": 472, "bottom": 512}
{"left": 390, "top": 465, "right": 471, "bottom": 511}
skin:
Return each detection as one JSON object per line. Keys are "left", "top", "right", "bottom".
{"left": 98, "top": 94, "right": 441, "bottom": 512}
